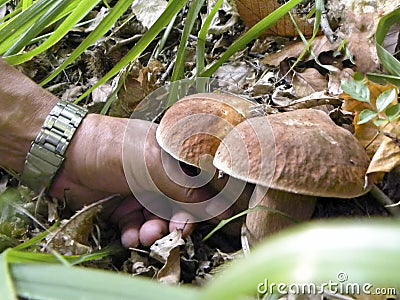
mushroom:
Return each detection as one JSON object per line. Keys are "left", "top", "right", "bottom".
{"left": 213, "top": 109, "right": 371, "bottom": 245}
{"left": 156, "top": 92, "right": 254, "bottom": 170}
{"left": 155, "top": 92, "right": 255, "bottom": 229}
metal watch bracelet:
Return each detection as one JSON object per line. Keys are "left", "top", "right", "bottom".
{"left": 20, "top": 101, "right": 88, "bottom": 194}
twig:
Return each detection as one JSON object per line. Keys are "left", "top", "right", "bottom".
{"left": 370, "top": 185, "right": 400, "bottom": 217}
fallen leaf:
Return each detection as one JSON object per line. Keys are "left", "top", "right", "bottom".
{"left": 327, "top": 0, "right": 399, "bottom": 74}
{"left": 44, "top": 196, "right": 115, "bottom": 255}
{"left": 214, "top": 61, "right": 256, "bottom": 91}
{"left": 328, "top": 68, "right": 354, "bottom": 96}
{"left": 234, "top": 0, "right": 314, "bottom": 36}
{"left": 342, "top": 80, "right": 400, "bottom": 182}
{"left": 346, "top": 12, "right": 380, "bottom": 73}
{"left": 150, "top": 229, "right": 185, "bottom": 264}
{"left": 367, "top": 122, "right": 400, "bottom": 183}
{"left": 253, "top": 71, "right": 275, "bottom": 96}
{"left": 110, "top": 60, "right": 164, "bottom": 117}
{"left": 262, "top": 36, "right": 339, "bottom": 67}
{"left": 150, "top": 230, "right": 185, "bottom": 284}
{"left": 131, "top": 0, "right": 168, "bottom": 29}
{"left": 292, "top": 68, "right": 328, "bottom": 98}
{"left": 157, "top": 247, "right": 181, "bottom": 284}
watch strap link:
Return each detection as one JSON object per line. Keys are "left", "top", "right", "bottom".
{"left": 20, "top": 101, "right": 88, "bottom": 193}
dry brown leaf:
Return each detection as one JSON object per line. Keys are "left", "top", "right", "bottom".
{"left": 110, "top": 60, "right": 164, "bottom": 117}
{"left": 328, "top": 68, "right": 354, "bottom": 96}
{"left": 342, "top": 81, "right": 398, "bottom": 114}
{"left": 156, "top": 247, "right": 181, "bottom": 284}
{"left": 346, "top": 12, "right": 380, "bottom": 73}
{"left": 150, "top": 229, "right": 185, "bottom": 263}
{"left": 367, "top": 122, "right": 400, "bottom": 183}
{"left": 353, "top": 121, "right": 381, "bottom": 157}
{"left": 343, "top": 81, "right": 400, "bottom": 182}
{"left": 262, "top": 36, "right": 339, "bottom": 66}
{"left": 214, "top": 62, "right": 256, "bottom": 91}
{"left": 150, "top": 229, "right": 185, "bottom": 284}
{"left": 343, "top": 81, "right": 398, "bottom": 157}
{"left": 234, "top": 0, "right": 314, "bottom": 36}
{"left": 44, "top": 197, "right": 109, "bottom": 255}
{"left": 328, "top": 0, "right": 399, "bottom": 74}
{"left": 292, "top": 68, "right": 328, "bottom": 98}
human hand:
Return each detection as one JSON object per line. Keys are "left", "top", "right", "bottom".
{"left": 50, "top": 114, "right": 232, "bottom": 247}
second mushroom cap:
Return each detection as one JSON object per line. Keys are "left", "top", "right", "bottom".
{"left": 213, "top": 109, "right": 371, "bottom": 198}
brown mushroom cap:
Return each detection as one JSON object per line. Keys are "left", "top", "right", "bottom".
{"left": 156, "top": 93, "right": 254, "bottom": 169}
{"left": 213, "top": 109, "right": 371, "bottom": 198}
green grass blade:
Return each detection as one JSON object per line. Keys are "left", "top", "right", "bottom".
{"left": 196, "top": 0, "right": 224, "bottom": 76}
{"left": 12, "top": 263, "right": 199, "bottom": 300}
{"left": 75, "top": 0, "right": 189, "bottom": 103}
{"left": 4, "top": 248, "right": 115, "bottom": 265}
{"left": 4, "top": 0, "right": 72, "bottom": 55}
{"left": 171, "top": 0, "right": 205, "bottom": 81}
{"left": 153, "top": 14, "right": 177, "bottom": 60}
{"left": 199, "top": 219, "right": 400, "bottom": 300}
{"left": 0, "top": 0, "right": 12, "bottom": 7}
{"left": 199, "top": 0, "right": 302, "bottom": 77}
{"left": 203, "top": 206, "right": 297, "bottom": 241}
{"left": 0, "top": 250, "right": 17, "bottom": 300}
{"left": 41, "top": 0, "right": 136, "bottom": 86}
{"left": 0, "top": 0, "right": 54, "bottom": 50}
{"left": 367, "top": 73, "right": 400, "bottom": 86}
{"left": 5, "top": 0, "right": 101, "bottom": 64}
{"left": 21, "top": 0, "right": 33, "bottom": 11}
{"left": 375, "top": 7, "right": 400, "bottom": 77}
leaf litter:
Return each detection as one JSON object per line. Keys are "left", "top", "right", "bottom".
{"left": 1, "top": 0, "right": 400, "bottom": 290}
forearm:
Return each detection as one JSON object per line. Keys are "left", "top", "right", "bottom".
{"left": 0, "top": 59, "right": 58, "bottom": 172}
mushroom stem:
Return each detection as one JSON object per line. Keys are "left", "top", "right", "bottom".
{"left": 245, "top": 185, "right": 317, "bottom": 245}
{"left": 210, "top": 173, "right": 255, "bottom": 236}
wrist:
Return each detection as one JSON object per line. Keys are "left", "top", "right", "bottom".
{"left": 49, "top": 114, "right": 131, "bottom": 201}
{"left": 20, "top": 101, "right": 88, "bottom": 193}
{"left": 0, "top": 59, "right": 59, "bottom": 172}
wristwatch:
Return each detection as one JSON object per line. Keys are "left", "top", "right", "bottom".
{"left": 20, "top": 101, "right": 88, "bottom": 194}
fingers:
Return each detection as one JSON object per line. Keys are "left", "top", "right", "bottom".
{"left": 139, "top": 218, "right": 168, "bottom": 247}
{"left": 169, "top": 211, "right": 195, "bottom": 237}
{"left": 110, "top": 196, "right": 197, "bottom": 248}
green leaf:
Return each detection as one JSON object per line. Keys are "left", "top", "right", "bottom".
{"left": 366, "top": 73, "right": 400, "bottom": 86}
{"left": 373, "top": 118, "right": 388, "bottom": 127}
{"left": 386, "top": 103, "right": 400, "bottom": 122}
{"left": 341, "top": 79, "right": 371, "bottom": 103}
{"left": 375, "top": 7, "right": 400, "bottom": 77}
{"left": 376, "top": 88, "right": 397, "bottom": 112}
{"left": 0, "top": 249, "right": 17, "bottom": 300}
{"left": 11, "top": 263, "right": 199, "bottom": 300}
{"left": 0, "top": 0, "right": 12, "bottom": 6}
{"left": 353, "top": 72, "right": 366, "bottom": 82}
{"left": 357, "top": 109, "right": 378, "bottom": 124}
{"left": 203, "top": 206, "right": 297, "bottom": 241}
{"left": 199, "top": 220, "right": 400, "bottom": 300}
{"left": 0, "top": 0, "right": 57, "bottom": 52}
